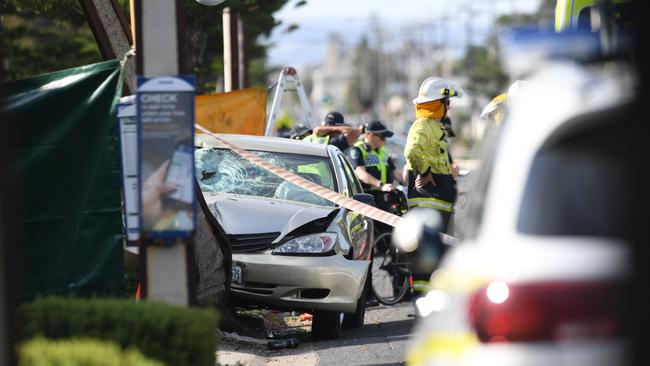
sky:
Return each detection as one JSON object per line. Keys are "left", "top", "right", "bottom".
{"left": 265, "top": 0, "right": 543, "bottom": 67}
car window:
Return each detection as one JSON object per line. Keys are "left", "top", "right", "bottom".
{"left": 337, "top": 154, "right": 362, "bottom": 196}
{"left": 517, "top": 113, "right": 631, "bottom": 237}
{"left": 195, "top": 147, "right": 336, "bottom": 207}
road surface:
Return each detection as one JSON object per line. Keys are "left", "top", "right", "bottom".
{"left": 217, "top": 301, "right": 416, "bottom": 366}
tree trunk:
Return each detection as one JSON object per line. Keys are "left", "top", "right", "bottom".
{"left": 193, "top": 180, "right": 231, "bottom": 308}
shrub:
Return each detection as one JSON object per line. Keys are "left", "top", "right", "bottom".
{"left": 20, "top": 297, "right": 219, "bottom": 366}
{"left": 18, "top": 337, "right": 164, "bottom": 366}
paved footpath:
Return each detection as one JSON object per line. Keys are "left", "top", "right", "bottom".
{"left": 217, "top": 301, "right": 416, "bottom": 366}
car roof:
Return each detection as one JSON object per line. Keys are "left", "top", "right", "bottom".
{"left": 195, "top": 133, "right": 330, "bottom": 157}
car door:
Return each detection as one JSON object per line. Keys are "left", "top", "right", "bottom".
{"left": 331, "top": 149, "right": 373, "bottom": 260}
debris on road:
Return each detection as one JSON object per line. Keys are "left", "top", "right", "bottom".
{"left": 267, "top": 337, "right": 300, "bottom": 350}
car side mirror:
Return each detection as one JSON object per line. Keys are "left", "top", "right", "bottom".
{"left": 393, "top": 209, "right": 449, "bottom": 275}
{"left": 352, "top": 193, "right": 375, "bottom": 206}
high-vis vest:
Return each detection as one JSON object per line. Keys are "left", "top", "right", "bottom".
{"left": 354, "top": 141, "right": 389, "bottom": 189}
{"left": 405, "top": 117, "right": 454, "bottom": 213}
{"left": 303, "top": 133, "right": 330, "bottom": 145}
{"left": 404, "top": 118, "right": 451, "bottom": 175}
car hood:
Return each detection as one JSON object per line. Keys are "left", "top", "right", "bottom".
{"left": 202, "top": 192, "right": 337, "bottom": 241}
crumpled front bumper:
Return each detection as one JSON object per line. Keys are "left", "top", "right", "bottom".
{"left": 231, "top": 252, "right": 369, "bottom": 313}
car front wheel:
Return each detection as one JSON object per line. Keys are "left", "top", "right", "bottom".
{"left": 342, "top": 268, "right": 369, "bottom": 329}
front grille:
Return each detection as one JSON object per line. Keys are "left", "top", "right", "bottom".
{"left": 228, "top": 232, "right": 279, "bottom": 253}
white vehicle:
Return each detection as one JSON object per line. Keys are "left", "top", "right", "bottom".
{"left": 399, "top": 57, "right": 638, "bottom": 365}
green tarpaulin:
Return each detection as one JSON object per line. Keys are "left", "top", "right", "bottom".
{"left": 0, "top": 60, "right": 124, "bottom": 299}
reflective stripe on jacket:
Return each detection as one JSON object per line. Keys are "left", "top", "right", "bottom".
{"left": 404, "top": 118, "right": 451, "bottom": 175}
{"left": 407, "top": 196, "right": 453, "bottom": 212}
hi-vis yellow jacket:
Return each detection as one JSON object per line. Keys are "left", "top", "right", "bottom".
{"left": 404, "top": 117, "right": 451, "bottom": 175}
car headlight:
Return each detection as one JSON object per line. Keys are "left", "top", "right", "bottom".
{"left": 272, "top": 233, "right": 337, "bottom": 255}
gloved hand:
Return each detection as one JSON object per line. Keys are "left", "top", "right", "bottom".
{"left": 415, "top": 173, "right": 435, "bottom": 188}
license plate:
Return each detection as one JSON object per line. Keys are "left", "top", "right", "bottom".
{"left": 231, "top": 264, "right": 242, "bottom": 286}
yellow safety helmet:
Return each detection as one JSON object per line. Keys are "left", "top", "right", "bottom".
{"left": 480, "top": 93, "right": 508, "bottom": 125}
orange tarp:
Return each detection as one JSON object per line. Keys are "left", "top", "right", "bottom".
{"left": 195, "top": 87, "right": 267, "bottom": 135}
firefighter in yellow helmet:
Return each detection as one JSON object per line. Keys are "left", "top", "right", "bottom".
{"left": 404, "top": 77, "right": 464, "bottom": 234}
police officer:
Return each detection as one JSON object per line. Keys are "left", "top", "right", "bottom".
{"left": 351, "top": 121, "right": 404, "bottom": 307}
{"left": 404, "top": 77, "right": 464, "bottom": 233}
{"left": 303, "top": 111, "right": 360, "bottom": 152}
{"left": 350, "top": 121, "right": 403, "bottom": 210}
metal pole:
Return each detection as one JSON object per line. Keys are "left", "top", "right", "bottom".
{"left": 266, "top": 70, "right": 286, "bottom": 136}
{"left": 223, "top": 7, "right": 239, "bottom": 91}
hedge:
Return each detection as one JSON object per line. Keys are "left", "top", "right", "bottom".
{"left": 18, "top": 337, "right": 163, "bottom": 366}
{"left": 19, "top": 297, "right": 219, "bottom": 366}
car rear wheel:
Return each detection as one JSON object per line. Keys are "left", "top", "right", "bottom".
{"left": 312, "top": 310, "right": 342, "bottom": 339}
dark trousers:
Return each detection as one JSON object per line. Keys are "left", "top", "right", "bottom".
{"left": 406, "top": 170, "right": 457, "bottom": 233}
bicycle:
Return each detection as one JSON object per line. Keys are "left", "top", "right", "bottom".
{"left": 370, "top": 188, "right": 411, "bottom": 305}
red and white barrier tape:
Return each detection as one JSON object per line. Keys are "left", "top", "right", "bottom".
{"left": 195, "top": 125, "right": 403, "bottom": 228}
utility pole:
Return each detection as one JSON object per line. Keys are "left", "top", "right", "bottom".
{"left": 134, "top": 0, "right": 195, "bottom": 307}
{"left": 223, "top": 7, "right": 239, "bottom": 91}
{"left": 237, "top": 15, "right": 248, "bottom": 89}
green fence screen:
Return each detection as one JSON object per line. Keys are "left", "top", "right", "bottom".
{"left": 0, "top": 60, "right": 124, "bottom": 299}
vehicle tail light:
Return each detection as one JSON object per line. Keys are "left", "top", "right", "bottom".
{"left": 468, "top": 281, "right": 623, "bottom": 343}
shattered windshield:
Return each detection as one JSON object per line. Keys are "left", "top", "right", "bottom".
{"left": 195, "top": 148, "right": 336, "bottom": 207}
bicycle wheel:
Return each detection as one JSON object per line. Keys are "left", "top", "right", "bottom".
{"left": 371, "top": 232, "right": 410, "bottom": 305}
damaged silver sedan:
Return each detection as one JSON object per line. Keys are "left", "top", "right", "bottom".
{"left": 195, "top": 134, "right": 374, "bottom": 339}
